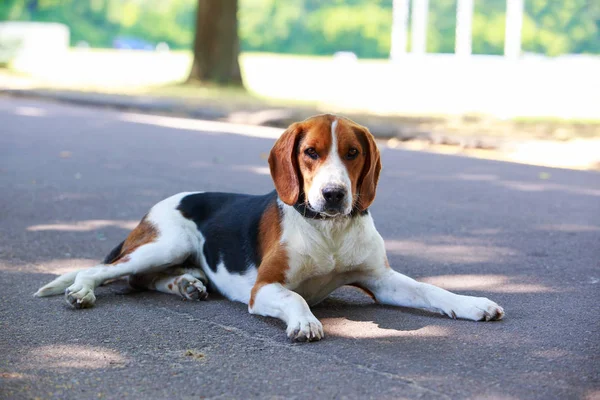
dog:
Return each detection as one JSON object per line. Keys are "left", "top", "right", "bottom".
{"left": 35, "top": 114, "right": 504, "bottom": 342}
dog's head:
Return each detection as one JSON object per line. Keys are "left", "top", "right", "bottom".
{"left": 269, "top": 114, "right": 381, "bottom": 217}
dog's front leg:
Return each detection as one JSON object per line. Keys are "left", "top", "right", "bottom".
{"left": 249, "top": 283, "right": 324, "bottom": 342}
{"left": 358, "top": 267, "right": 505, "bottom": 321}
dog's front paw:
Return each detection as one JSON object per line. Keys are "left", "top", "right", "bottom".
{"left": 442, "top": 295, "right": 504, "bottom": 322}
{"left": 65, "top": 284, "right": 96, "bottom": 309}
{"left": 286, "top": 315, "right": 324, "bottom": 342}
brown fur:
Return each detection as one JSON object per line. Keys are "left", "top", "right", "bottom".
{"left": 352, "top": 122, "right": 381, "bottom": 211}
{"left": 334, "top": 120, "right": 366, "bottom": 202}
{"left": 110, "top": 216, "right": 158, "bottom": 265}
{"left": 295, "top": 117, "right": 335, "bottom": 202}
{"left": 268, "top": 123, "right": 303, "bottom": 205}
{"left": 269, "top": 114, "right": 380, "bottom": 211}
{"left": 249, "top": 201, "right": 287, "bottom": 308}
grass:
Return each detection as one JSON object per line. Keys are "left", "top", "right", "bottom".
{"left": 512, "top": 116, "right": 600, "bottom": 125}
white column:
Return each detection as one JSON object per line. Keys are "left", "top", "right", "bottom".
{"left": 505, "top": 0, "right": 524, "bottom": 59}
{"left": 455, "top": 0, "right": 474, "bottom": 56}
{"left": 390, "top": 0, "right": 410, "bottom": 60}
{"left": 411, "top": 0, "right": 429, "bottom": 55}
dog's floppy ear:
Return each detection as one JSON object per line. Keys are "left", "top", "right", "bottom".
{"left": 355, "top": 125, "right": 381, "bottom": 211}
{"left": 269, "top": 123, "right": 303, "bottom": 205}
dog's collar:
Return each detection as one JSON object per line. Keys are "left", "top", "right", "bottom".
{"left": 292, "top": 201, "right": 368, "bottom": 220}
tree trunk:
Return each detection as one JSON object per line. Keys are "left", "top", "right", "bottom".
{"left": 187, "top": 0, "right": 243, "bottom": 87}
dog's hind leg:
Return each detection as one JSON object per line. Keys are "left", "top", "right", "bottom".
{"left": 64, "top": 240, "right": 192, "bottom": 308}
{"left": 63, "top": 211, "right": 195, "bottom": 308}
{"left": 129, "top": 267, "right": 208, "bottom": 301}
{"left": 35, "top": 192, "right": 202, "bottom": 308}
{"left": 35, "top": 269, "right": 83, "bottom": 297}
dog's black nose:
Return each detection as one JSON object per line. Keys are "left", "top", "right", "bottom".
{"left": 322, "top": 186, "right": 346, "bottom": 208}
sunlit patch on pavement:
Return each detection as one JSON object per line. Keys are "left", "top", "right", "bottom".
{"left": 13, "top": 106, "right": 47, "bottom": 117}
{"left": 188, "top": 160, "right": 271, "bottom": 175}
{"left": 31, "top": 258, "right": 98, "bottom": 275}
{"left": 27, "top": 219, "right": 139, "bottom": 232}
{"left": 22, "top": 345, "right": 126, "bottom": 371}
{"left": 420, "top": 274, "right": 555, "bottom": 293}
{"left": 584, "top": 390, "right": 600, "bottom": 400}
{"left": 496, "top": 180, "right": 600, "bottom": 196}
{"left": 231, "top": 165, "right": 271, "bottom": 175}
{"left": 119, "top": 112, "right": 282, "bottom": 139}
{"left": 385, "top": 239, "right": 518, "bottom": 264}
{"left": 535, "top": 224, "right": 600, "bottom": 232}
{"left": 531, "top": 348, "right": 571, "bottom": 360}
{"left": 0, "top": 257, "right": 98, "bottom": 274}
{"left": 454, "top": 173, "right": 499, "bottom": 181}
{"left": 0, "top": 372, "right": 32, "bottom": 380}
{"left": 322, "top": 318, "right": 450, "bottom": 339}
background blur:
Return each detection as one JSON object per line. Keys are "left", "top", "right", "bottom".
{"left": 2, "top": 0, "right": 599, "bottom": 57}
{"left": 1, "top": 0, "right": 599, "bottom": 167}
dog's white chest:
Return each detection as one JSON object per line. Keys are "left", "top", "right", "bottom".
{"left": 290, "top": 247, "right": 354, "bottom": 282}
{"left": 280, "top": 206, "right": 382, "bottom": 291}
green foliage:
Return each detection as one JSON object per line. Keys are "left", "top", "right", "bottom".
{"left": 240, "top": 0, "right": 393, "bottom": 57}
{"left": 0, "top": 0, "right": 598, "bottom": 57}
{"left": 425, "top": 0, "right": 457, "bottom": 53}
{"left": 0, "top": 36, "right": 22, "bottom": 66}
{"left": 522, "top": 0, "right": 600, "bottom": 55}
{"left": 0, "top": 0, "right": 195, "bottom": 49}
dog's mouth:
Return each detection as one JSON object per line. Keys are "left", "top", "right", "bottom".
{"left": 305, "top": 201, "right": 347, "bottom": 219}
{"left": 294, "top": 192, "right": 350, "bottom": 219}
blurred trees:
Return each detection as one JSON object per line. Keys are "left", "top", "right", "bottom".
{"left": 188, "top": 0, "right": 242, "bottom": 85}
{"left": 0, "top": 0, "right": 195, "bottom": 49}
{"left": 1, "top": 0, "right": 598, "bottom": 58}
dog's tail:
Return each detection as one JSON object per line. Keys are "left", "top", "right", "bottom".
{"left": 34, "top": 269, "right": 82, "bottom": 297}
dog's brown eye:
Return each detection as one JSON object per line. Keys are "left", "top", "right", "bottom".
{"left": 346, "top": 148, "right": 359, "bottom": 160}
{"left": 305, "top": 147, "right": 319, "bottom": 160}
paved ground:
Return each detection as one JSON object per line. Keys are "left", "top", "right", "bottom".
{"left": 1, "top": 98, "right": 598, "bottom": 400}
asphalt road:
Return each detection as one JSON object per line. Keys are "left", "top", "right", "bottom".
{"left": 1, "top": 98, "right": 599, "bottom": 400}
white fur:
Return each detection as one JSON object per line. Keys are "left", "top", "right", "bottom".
{"left": 249, "top": 282, "right": 324, "bottom": 341}
{"left": 307, "top": 119, "right": 353, "bottom": 215}
{"left": 276, "top": 201, "right": 503, "bottom": 321}
{"left": 200, "top": 258, "right": 257, "bottom": 304}
{"left": 278, "top": 201, "right": 382, "bottom": 304}
{"left": 34, "top": 269, "right": 82, "bottom": 297}
{"left": 50, "top": 192, "right": 202, "bottom": 307}
{"left": 358, "top": 268, "right": 505, "bottom": 321}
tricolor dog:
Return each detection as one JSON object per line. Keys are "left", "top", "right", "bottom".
{"left": 35, "top": 114, "right": 504, "bottom": 342}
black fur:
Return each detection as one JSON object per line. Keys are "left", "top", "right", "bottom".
{"left": 177, "top": 191, "right": 279, "bottom": 274}
{"left": 103, "top": 240, "right": 125, "bottom": 264}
